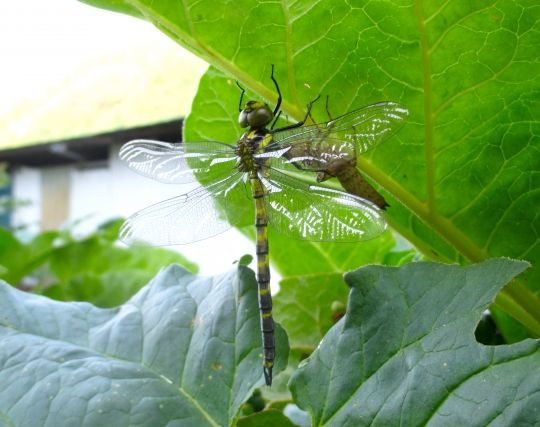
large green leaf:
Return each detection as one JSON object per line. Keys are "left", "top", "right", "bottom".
{"left": 77, "top": 1, "right": 540, "bottom": 335}
{"left": 289, "top": 259, "right": 539, "bottom": 426}
{"left": 273, "top": 231, "right": 416, "bottom": 351}
{"left": 0, "top": 265, "right": 288, "bottom": 427}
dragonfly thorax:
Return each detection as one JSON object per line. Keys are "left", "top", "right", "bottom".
{"left": 236, "top": 128, "right": 272, "bottom": 173}
{"left": 239, "top": 100, "right": 274, "bottom": 129}
{"left": 235, "top": 138, "right": 257, "bottom": 173}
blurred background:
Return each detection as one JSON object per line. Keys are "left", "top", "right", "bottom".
{"left": 0, "top": 0, "right": 255, "bottom": 280}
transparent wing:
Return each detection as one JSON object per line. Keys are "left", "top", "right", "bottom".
{"left": 256, "top": 137, "right": 356, "bottom": 172}
{"left": 261, "top": 168, "right": 386, "bottom": 242}
{"left": 270, "top": 101, "right": 408, "bottom": 155}
{"left": 119, "top": 139, "right": 237, "bottom": 184}
{"left": 119, "top": 172, "right": 247, "bottom": 245}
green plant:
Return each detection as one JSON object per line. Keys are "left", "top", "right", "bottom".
{"left": 1, "top": 258, "right": 537, "bottom": 426}
{"left": 0, "top": 0, "right": 538, "bottom": 425}
{"left": 0, "top": 220, "right": 196, "bottom": 306}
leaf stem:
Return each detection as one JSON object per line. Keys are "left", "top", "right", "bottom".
{"left": 495, "top": 280, "right": 540, "bottom": 337}
{"left": 414, "top": 0, "right": 436, "bottom": 213}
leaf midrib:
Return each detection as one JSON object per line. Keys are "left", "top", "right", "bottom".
{"left": 414, "top": 0, "right": 436, "bottom": 215}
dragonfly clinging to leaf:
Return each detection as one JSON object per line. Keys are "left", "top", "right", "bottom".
{"left": 118, "top": 66, "right": 408, "bottom": 386}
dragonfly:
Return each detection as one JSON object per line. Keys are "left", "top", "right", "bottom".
{"left": 118, "top": 67, "right": 408, "bottom": 386}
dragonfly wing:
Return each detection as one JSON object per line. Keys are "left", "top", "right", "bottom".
{"left": 262, "top": 168, "right": 386, "bottom": 242}
{"left": 271, "top": 101, "right": 408, "bottom": 155}
{"left": 256, "top": 137, "right": 356, "bottom": 172}
{"left": 119, "top": 172, "right": 247, "bottom": 245}
{"left": 119, "top": 139, "right": 237, "bottom": 184}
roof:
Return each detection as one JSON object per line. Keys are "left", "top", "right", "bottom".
{"left": 0, "top": 119, "right": 182, "bottom": 168}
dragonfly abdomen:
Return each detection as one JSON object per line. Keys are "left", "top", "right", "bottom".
{"left": 250, "top": 172, "right": 275, "bottom": 386}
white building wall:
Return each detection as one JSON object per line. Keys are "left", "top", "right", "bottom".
{"left": 11, "top": 166, "right": 41, "bottom": 238}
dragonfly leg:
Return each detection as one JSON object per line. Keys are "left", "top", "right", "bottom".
{"left": 325, "top": 94, "right": 333, "bottom": 120}
{"left": 270, "top": 110, "right": 282, "bottom": 130}
{"left": 236, "top": 81, "right": 246, "bottom": 112}
{"left": 271, "top": 94, "right": 322, "bottom": 133}
{"left": 305, "top": 94, "right": 322, "bottom": 120}
{"left": 270, "top": 64, "right": 282, "bottom": 116}
{"left": 269, "top": 65, "right": 321, "bottom": 130}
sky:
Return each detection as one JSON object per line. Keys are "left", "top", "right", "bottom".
{"left": 0, "top": 1, "right": 181, "bottom": 113}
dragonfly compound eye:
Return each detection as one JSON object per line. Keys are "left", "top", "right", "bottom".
{"left": 239, "top": 101, "right": 274, "bottom": 128}
{"left": 239, "top": 110, "right": 249, "bottom": 128}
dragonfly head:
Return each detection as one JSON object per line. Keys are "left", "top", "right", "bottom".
{"left": 239, "top": 100, "right": 274, "bottom": 129}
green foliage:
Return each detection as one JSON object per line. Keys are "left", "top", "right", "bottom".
{"left": 1, "top": 259, "right": 536, "bottom": 426}
{"left": 0, "top": 265, "right": 288, "bottom": 427}
{"left": 273, "top": 231, "right": 415, "bottom": 351}
{"left": 0, "top": 227, "right": 60, "bottom": 285}
{"left": 290, "top": 259, "right": 538, "bottom": 426}
{"left": 3, "top": 0, "right": 538, "bottom": 424}
{"left": 0, "top": 221, "right": 196, "bottom": 306}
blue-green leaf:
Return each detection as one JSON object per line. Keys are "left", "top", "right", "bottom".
{"left": 290, "top": 259, "right": 539, "bottom": 426}
{"left": 0, "top": 265, "right": 288, "bottom": 427}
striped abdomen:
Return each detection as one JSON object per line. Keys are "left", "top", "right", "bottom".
{"left": 249, "top": 171, "right": 275, "bottom": 386}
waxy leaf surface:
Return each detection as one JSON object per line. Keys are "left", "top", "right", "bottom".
{"left": 0, "top": 265, "right": 287, "bottom": 427}
{"left": 290, "top": 259, "right": 539, "bottom": 426}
